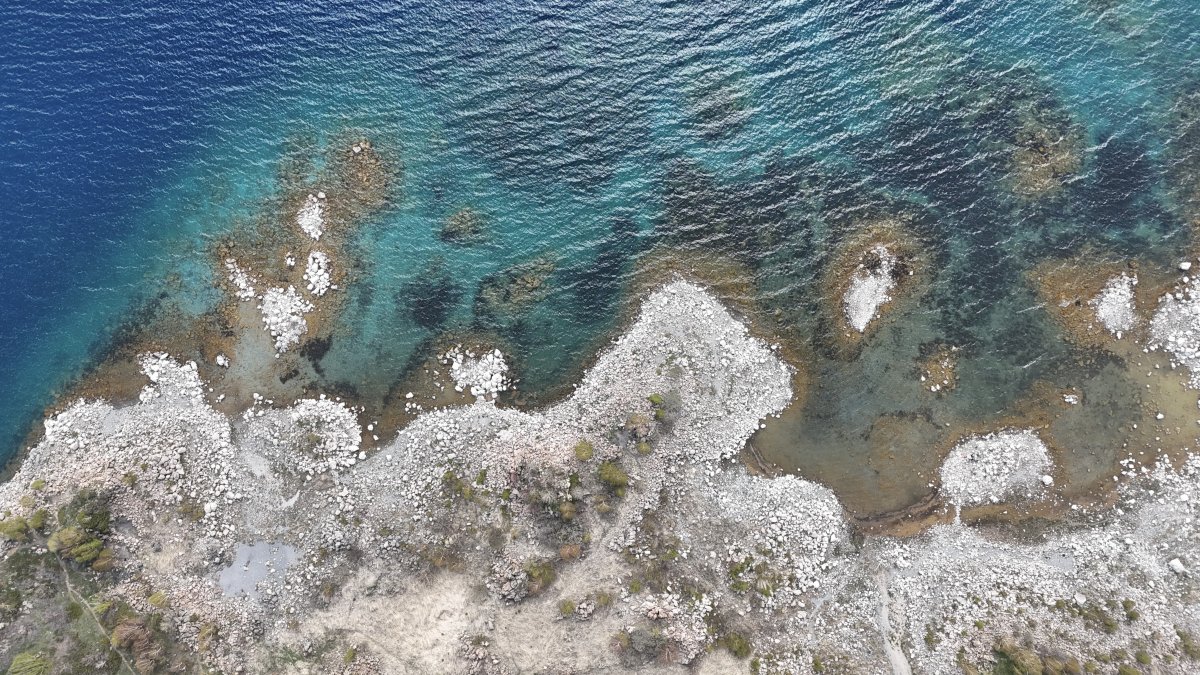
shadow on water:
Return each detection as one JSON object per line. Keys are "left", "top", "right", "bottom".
{"left": 401, "top": 256, "right": 465, "bottom": 331}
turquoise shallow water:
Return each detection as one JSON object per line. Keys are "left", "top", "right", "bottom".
{"left": 2, "top": 1, "right": 1200, "bottom": 506}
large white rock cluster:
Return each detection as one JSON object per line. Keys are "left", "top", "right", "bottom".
{"left": 1149, "top": 275, "right": 1200, "bottom": 388}
{"left": 258, "top": 285, "right": 313, "bottom": 353}
{"left": 1090, "top": 273, "right": 1137, "bottom": 337}
{"left": 253, "top": 397, "right": 363, "bottom": 478}
{"left": 224, "top": 258, "right": 258, "bottom": 302}
{"left": 303, "top": 251, "right": 332, "bottom": 297}
{"left": 296, "top": 193, "right": 325, "bottom": 241}
{"left": 939, "top": 429, "right": 1052, "bottom": 507}
{"left": 442, "top": 346, "right": 509, "bottom": 398}
{"left": 0, "top": 353, "right": 244, "bottom": 545}
{"left": 714, "top": 473, "right": 847, "bottom": 599}
{"left": 843, "top": 244, "right": 896, "bottom": 332}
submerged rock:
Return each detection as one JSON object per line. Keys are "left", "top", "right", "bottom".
{"left": 440, "top": 207, "right": 487, "bottom": 244}
{"left": 474, "top": 254, "right": 557, "bottom": 323}
{"left": 1008, "top": 97, "right": 1085, "bottom": 198}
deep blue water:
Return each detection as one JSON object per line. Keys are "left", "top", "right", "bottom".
{"left": 2, "top": 0, "right": 1199, "bottom": 479}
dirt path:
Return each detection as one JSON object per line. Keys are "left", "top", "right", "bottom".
{"left": 874, "top": 570, "right": 912, "bottom": 675}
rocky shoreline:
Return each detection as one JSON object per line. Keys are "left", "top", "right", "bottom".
{"left": 2, "top": 278, "right": 1200, "bottom": 674}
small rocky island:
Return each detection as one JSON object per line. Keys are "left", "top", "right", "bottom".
{"left": 3, "top": 260, "right": 1200, "bottom": 673}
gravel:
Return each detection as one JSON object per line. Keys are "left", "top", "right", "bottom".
{"left": 939, "top": 429, "right": 1052, "bottom": 507}
{"left": 1149, "top": 274, "right": 1200, "bottom": 388}
{"left": 296, "top": 193, "right": 325, "bottom": 240}
{"left": 1091, "top": 273, "right": 1137, "bottom": 337}
{"left": 844, "top": 245, "right": 896, "bottom": 332}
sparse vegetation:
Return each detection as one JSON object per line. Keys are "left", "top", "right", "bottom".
{"left": 559, "top": 599, "right": 577, "bottom": 617}
{"left": 5, "top": 651, "right": 51, "bottom": 675}
{"left": 1179, "top": 628, "right": 1200, "bottom": 659}
{"left": 558, "top": 501, "right": 577, "bottom": 521}
{"left": 719, "top": 632, "right": 752, "bottom": 659}
{"left": 524, "top": 560, "right": 557, "bottom": 595}
{"left": 598, "top": 461, "right": 629, "bottom": 497}
{"left": 993, "top": 637, "right": 1043, "bottom": 674}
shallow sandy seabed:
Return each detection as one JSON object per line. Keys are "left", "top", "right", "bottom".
{"left": 2, "top": 281, "right": 1200, "bottom": 674}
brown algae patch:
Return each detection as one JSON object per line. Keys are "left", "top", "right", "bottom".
{"left": 916, "top": 342, "right": 959, "bottom": 396}
{"left": 817, "top": 219, "right": 930, "bottom": 360}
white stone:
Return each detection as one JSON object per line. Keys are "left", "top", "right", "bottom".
{"left": 296, "top": 194, "right": 325, "bottom": 240}
{"left": 843, "top": 245, "right": 896, "bottom": 333}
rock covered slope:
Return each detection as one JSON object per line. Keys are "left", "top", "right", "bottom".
{"left": 1, "top": 280, "right": 1199, "bottom": 674}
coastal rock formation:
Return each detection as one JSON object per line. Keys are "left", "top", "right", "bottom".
{"left": 1091, "top": 272, "right": 1138, "bottom": 338}
{"left": 819, "top": 220, "right": 927, "bottom": 358}
{"left": 939, "top": 430, "right": 1052, "bottom": 507}
{"left": 4, "top": 283, "right": 1200, "bottom": 674}
{"left": 1149, "top": 268, "right": 1200, "bottom": 387}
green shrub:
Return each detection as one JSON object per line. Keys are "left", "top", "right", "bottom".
{"left": 598, "top": 461, "right": 629, "bottom": 491}
{"left": 1135, "top": 650, "right": 1151, "bottom": 665}
{"left": 147, "top": 591, "right": 168, "bottom": 609}
{"left": 559, "top": 599, "right": 576, "bottom": 617}
{"left": 1179, "top": 628, "right": 1200, "bottom": 659}
{"left": 28, "top": 479, "right": 45, "bottom": 491}
{"left": 573, "top": 440, "right": 594, "bottom": 461}
{"left": 647, "top": 394, "right": 664, "bottom": 406}
{"left": 719, "top": 633, "right": 752, "bottom": 659}
{"left": 636, "top": 441, "right": 652, "bottom": 455}
{"left": 0, "top": 516, "right": 29, "bottom": 542}
{"left": 6, "top": 651, "right": 51, "bottom": 675}
{"left": 524, "top": 560, "right": 556, "bottom": 594}
{"left": 27, "top": 509, "right": 47, "bottom": 531}
{"left": 1122, "top": 599, "right": 1139, "bottom": 622}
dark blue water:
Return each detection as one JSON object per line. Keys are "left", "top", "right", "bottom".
{"left": 2, "top": 0, "right": 1199, "bottom": 478}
